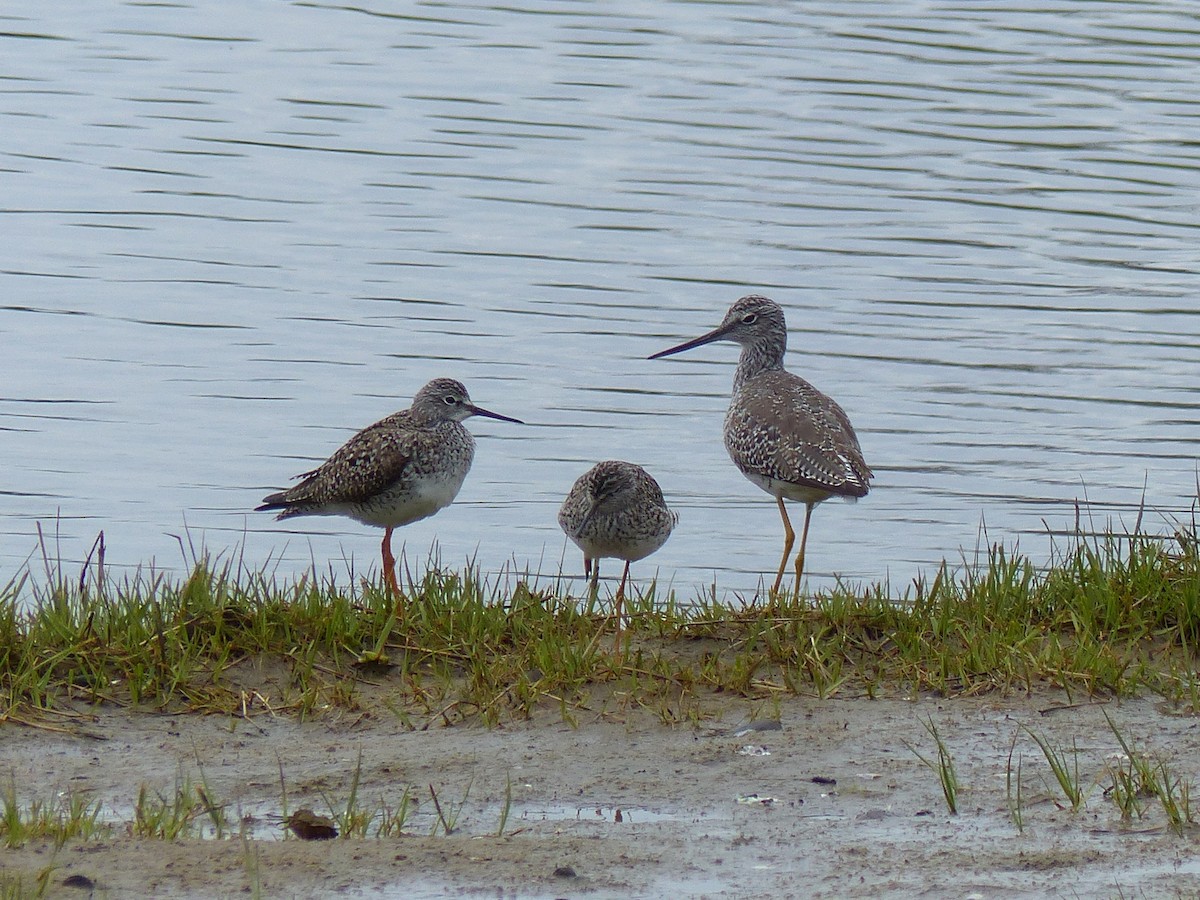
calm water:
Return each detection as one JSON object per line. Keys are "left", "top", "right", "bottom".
{"left": 3, "top": 1, "right": 1199, "bottom": 600}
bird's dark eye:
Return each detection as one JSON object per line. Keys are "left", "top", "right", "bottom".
{"left": 443, "top": 395, "right": 458, "bottom": 405}
{"left": 742, "top": 313, "right": 758, "bottom": 325}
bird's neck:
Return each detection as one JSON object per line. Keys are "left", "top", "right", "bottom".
{"left": 733, "top": 342, "right": 785, "bottom": 392}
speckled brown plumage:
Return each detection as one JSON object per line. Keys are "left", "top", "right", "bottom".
{"left": 257, "top": 378, "right": 522, "bottom": 595}
{"left": 558, "top": 460, "right": 677, "bottom": 574}
{"left": 724, "top": 369, "right": 871, "bottom": 501}
{"left": 650, "top": 295, "right": 872, "bottom": 600}
{"left": 558, "top": 460, "right": 677, "bottom": 647}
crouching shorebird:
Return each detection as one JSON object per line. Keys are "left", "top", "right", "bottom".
{"left": 649, "top": 295, "right": 871, "bottom": 602}
{"left": 558, "top": 460, "right": 677, "bottom": 644}
{"left": 257, "top": 378, "right": 522, "bottom": 597}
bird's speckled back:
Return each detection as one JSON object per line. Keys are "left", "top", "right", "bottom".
{"left": 558, "top": 461, "right": 677, "bottom": 563}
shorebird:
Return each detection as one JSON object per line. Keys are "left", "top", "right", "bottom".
{"left": 649, "top": 295, "right": 871, "bottom": 601}
{"left": 257, "top": 378, "right": 522, "bottom": 596}
{"left": 558, "top": 460, "right": 677, "bottom": 643}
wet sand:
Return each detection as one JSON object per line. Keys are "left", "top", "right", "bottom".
{"left": 4, "top": 690, "right": 1198, "bottom": 898}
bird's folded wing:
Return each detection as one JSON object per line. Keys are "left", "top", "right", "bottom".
{"left": 288, "top": 424, "right": 415, "bottom": 506}
{"left": 727, "top": 387, "right": 871, "bottom": 494}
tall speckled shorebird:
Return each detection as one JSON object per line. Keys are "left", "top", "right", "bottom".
{"left": 649, "top": 295, "right": 871, "bottom": 601}
{"left": 558, "top": 460, "right": 677, "bottom": 643}
{"left": 257, "top": 378, "right": 522, "bottom": 596}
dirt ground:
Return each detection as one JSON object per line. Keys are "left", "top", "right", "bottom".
{"left": 3, "top": 688, "right": 1200, "bottom": 899}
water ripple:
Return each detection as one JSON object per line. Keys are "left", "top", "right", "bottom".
{"left": 1, "top": 1, "right": 1198, "bottom": 597}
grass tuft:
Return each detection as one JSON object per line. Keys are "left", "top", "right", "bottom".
{"left": 1023, "top": 727, "right": 1088, "bottom": 812}
{"left": 1104, "top": 711, "right": 1196, "bottom": 834}
{"left": 1, "top": 779, "right": 107, "bottom": 849}
{"left": 906, "top": 717, "right": 959, "bottom": 814}
{"left": 0, "top": 518, "right": 1199, "bottom": 724}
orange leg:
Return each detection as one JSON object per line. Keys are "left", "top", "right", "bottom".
{"left": 792, "top": 503, "right": 815, "bottom": 605}
{"left": 771, "top": 496, "right": 796, "bottom": 597}
{"left": 381, "top": 527, "right": 403, "bottom": 614}
{"left": 613, "top": 560, "right": 631, "bottom": 651}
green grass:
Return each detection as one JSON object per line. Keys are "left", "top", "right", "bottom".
{"left": 1, "top": 779, "right": 108, "bottom": 849}
{"left": 1023, "top": 727, "right": 1088, "bottom": 812}
{"left": 133, "top": 776, "right": 206, "bottom": 840}
{"left": 1005, "top": 729, "right": 1025, "bottom": 832}
{"left": 2, "top": 521, "right": 1200, "bottom": 725}
{"left": 1104, "top": 711, "right": 1196, "bottom": 834}
{"left": 906, "top": 717, "right": 959, "bottom": 814}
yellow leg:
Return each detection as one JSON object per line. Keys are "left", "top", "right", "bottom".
{"left": 613, "top": 560, "right": 630, "bottom": 651}
{"left": 792, "top": 503, "right": 815, "bottom": 605}
{"left": 771, "top": 496, "right": 795, "bottom": 596}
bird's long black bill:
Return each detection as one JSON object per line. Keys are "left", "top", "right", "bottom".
{"left": 648, "top": 323, "right": 733, "bottom": 360}
{"left": 576, "top": 501, "right": 601, "bottom": 536}
{"left": 469, "top": 404, "right": 524, "bottom": 425}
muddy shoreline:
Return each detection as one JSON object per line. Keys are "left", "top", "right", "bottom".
{"left": 3, "top": 691, "right": 1198, "bottom": 898}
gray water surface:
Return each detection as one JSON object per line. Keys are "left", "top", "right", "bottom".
{"left": 3, "top": 2, "right": 1199, "bottom": 599}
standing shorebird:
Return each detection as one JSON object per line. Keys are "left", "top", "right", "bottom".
{"left": 257, "top": 378, "right": 522, "bottom": 597}
{"left": 558, "top": 460, "right": 677, "bottom": 644}
{"left": 649, "top": 295, "right": 871, "bottom": 601}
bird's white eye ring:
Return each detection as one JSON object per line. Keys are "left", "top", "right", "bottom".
{"left": 742, "top": 313, "right": 758, "bottom": 325}
{"left": 443, "top": 395, "right": 457, "bottom": 405}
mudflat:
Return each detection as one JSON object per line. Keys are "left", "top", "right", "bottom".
{"left": 3, "top": 689, "right": 1197, "bottom": 898}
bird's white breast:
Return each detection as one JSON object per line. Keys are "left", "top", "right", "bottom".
{"left": 741, "top": 471, "right": 837, "bottom": 506}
